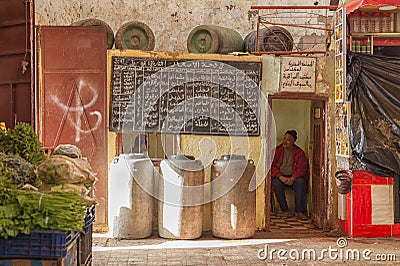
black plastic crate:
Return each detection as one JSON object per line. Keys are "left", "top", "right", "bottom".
{"left": 78, "top": 206, "right": 95, "bottom": 265}
{"left": 83, "top": 206, "right": 95, "bottom": 234}
{"left": 0, "top": 230, "right": 80, "bottom": 259}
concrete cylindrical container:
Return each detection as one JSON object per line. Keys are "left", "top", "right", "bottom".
{"left": 108, "top": 153, "right": 154, "bottom": 239}
{"left": 244, "top": 26, "right": 293, "bottom": 53}
{"left": 211, "top": 154, "right": 256, "bottom": 239}
{"left": 187, "top": 25, "right": 244, "bottom": 54}
{"left": 158, "top": 155, "right": 204, "bottom": 239}
{"left": 70, "top": 19, "right": 115, "bottom": 49}
{"left": 115, "top": 21, "right": 155, "bottom": 50}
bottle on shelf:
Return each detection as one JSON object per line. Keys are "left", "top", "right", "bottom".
{"left": 360, "top": 13, "right": 370, "bottom": 33}
{"left": 366, "top": 38, "right": 371, "bottom": 54}
{"left": 395, "top": 13, "right": 400, "bottom": 32}
{"left": 371, "top": 13, "right": 381, "bottom": 33}
{"left": 355, "top": 40, "right": 361, "bottom": 52}
{"left": 381, "top": 13, "right": 394, "bottom": 32}
{"left": 350, "top": 13, "right": 361, "bottom": 33}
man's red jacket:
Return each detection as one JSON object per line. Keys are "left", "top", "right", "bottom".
{"left": 270, "top": 144, "right": 308, "bottom": 180}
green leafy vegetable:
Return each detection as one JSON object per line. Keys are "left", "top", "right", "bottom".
{"left": 0, "top": 122, "right": 45, "bottom": 166}
{"left": 0, "top": 188, "right": 88, "bottom": 238}
{"left": 0, "top": 153, "right": 40, "bottom": 187}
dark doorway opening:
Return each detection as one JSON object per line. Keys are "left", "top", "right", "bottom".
{"left": 265, "top": 94, "right": 328, "bottom": 231}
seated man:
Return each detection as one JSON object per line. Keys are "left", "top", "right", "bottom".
{"left": 271, "top": 130, "right": 308, "bottom": 220}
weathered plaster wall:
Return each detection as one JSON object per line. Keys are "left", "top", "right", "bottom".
{"left": 106, "top": 50, "right": 266, "bottom": 230}
{"left": 35, "top": 0, "right": 332, "bottom": 53}
{"left": 37, "top": 0, "right": 338, "bottom": 231}
{"left": 323, "top": 54, "right": 340, "bottom": 230}
{"left": 263, "top": 53, "right": 337, "bottom": 229}
{"left": 310, "top": 52, "right": 338, "bottom": 230}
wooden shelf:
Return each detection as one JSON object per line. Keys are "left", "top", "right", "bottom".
{"left": 351, "top": 32, "right": 400, "bottom": 37}
{"left": 350, "top": 33, "right": 400, "bottom": 48}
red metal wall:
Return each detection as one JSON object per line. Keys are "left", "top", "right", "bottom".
{"left": 0, "top": 0, "right": 33, "bottom": 128}
{"left": 37, "top": 26, "right": 108, "bottom": 228}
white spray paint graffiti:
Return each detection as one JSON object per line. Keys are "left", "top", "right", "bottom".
{"left": 51, "top": 79, "right": 102, "bottom": 142}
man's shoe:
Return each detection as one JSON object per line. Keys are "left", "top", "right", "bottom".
{"left": 282, "top": 211, "right": 293, "bottom": 219}
{"left": 296, "top": 212, "right": 308, "bottom": 220}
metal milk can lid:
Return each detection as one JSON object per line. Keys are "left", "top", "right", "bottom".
{"left": 220, "top": 154, "right": 246, "bottom": 160}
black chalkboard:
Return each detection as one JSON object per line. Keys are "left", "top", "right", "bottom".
{"left": 110, "top": 56, "right": 261, "bottom": 136}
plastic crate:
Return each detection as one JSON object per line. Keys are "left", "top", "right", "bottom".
{"left": 78, "top": 206, "right": 95, "bottom": 265}
{"left": 0, "top": 239, "right": 77, "bottom": 265}
{"left": 0, "top": 230, "right": 80, "bottom": 259}
{"left": 83, "top": 206, "right": 95, "bottom": 234}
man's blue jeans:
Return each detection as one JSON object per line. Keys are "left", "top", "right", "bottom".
{"left": 271, "top": 177, "right": 305, "bottom": 213}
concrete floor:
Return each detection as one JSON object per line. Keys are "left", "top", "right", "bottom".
{"left": 92, "top": 229, "right": 400, "bottom": 265}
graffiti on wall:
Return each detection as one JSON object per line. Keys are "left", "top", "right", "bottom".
{"left": 50, "top": 78, "right": 102, "bottom": 143}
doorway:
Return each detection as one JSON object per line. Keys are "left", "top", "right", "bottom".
{"left": 37, "top": 26, "right": 108, "bottom": 229}
{"left": 0, "top": 0, "right": 34, "bottom": 129}
{"left": 266, "top": 95, "right": 327, "bottom": 231}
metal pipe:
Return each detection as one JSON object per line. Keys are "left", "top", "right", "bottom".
{"left": 252, "top": 50, "right": 328, "bottom": 55}
{"left": 261, "top": 20, "right": 332, "bottom": 31}
{"left": 251, "top": 6, "right": 337, "bottom": 10}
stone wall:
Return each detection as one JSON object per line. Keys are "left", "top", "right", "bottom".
{"left": 35, "top": 0, "right": 332, "bottom": 52}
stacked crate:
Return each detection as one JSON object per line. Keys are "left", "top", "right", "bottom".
{"left": 78, "top": 206, "right": 95, "bottom": 266}
{"left": 0, "top": 206, "right": 95, "bottom": 266}
{"left": 0, "top": 230, "right": 79, "bottom": 265}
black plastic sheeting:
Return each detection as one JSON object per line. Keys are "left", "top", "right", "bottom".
{"left": 346, "top": 51, "right": 400, "bottom": 178}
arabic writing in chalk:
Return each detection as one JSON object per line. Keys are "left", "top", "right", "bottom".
{"left": 110, "top": 56, "right": 262, "bottom": 136}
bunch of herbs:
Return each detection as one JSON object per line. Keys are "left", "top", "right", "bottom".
{"left": 0, "top": 123, "right": 45, "bottom": 166}
{"left": 0, "top": 187, "right": 86, "bottom": 239}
